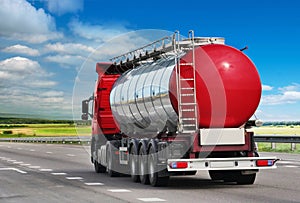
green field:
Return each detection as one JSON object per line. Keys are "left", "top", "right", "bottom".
{"left": 1, "top": 124, "right": 299, "bottom": 137}
{"left": 1, "top": 123, "right": 299, "bottom": 153}
{"left": 252, "top": 126, "right": 300, "bottom": 153}
{"left": 252, "top": 125, "right": 300, "bottom": 135}
{"left": 0, "top": 124, "right": 91, "bottom": 137}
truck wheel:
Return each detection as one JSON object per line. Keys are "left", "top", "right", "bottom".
{"left": 184, "top": 171, "right": 197, "bottom": 176}
{"left": 236, "top": 172, "right": 256, "bottom": 185}
{"left": 107, "top": 144, "right": 119, "bottom": 177}
{"left": 211, "top": 170, "right": 256, "bottom": 185}
{"left": 209, "top": 171, "right": 224, "bottom": 181}
{"left": 138, "top": 146, "right": 149, "bottom": 185}
{"left": 223, "top": 171, "right": 256, "bottom": 185}
{"left": 129, "top": 146, "right": 140, "bottom": 182}
{"left": 148, "top": 145, "right": 169, "bottom": 187}
{"left": 94, "top": 160, "right": 106, "bottom": 173}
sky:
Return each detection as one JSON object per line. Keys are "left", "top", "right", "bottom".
{"left": 0, "top": 0, "right": 299, "bottom": 121}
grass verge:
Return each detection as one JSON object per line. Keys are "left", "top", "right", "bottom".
{"left": 0, "top": 124, "right": 91, "bottom": 137}
{"left": 258, "top": 143, "right": 300, "bottom": 153}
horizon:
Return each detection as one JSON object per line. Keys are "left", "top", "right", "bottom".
{"left": 0, "top": 0, "right": 299, "bottom": 121}
{"left": 0, "top": 113, "right": 299, "bottom": 123}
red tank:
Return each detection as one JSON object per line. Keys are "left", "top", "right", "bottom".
{"left": 169, "top": 44, "right": 261, "bottom": 128}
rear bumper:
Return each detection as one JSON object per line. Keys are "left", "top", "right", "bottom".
{"left": 167, "top": 157, "right": 278, "bottom": 171}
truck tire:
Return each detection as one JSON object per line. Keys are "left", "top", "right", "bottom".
{"left": 209, "top": 171, "right": 224, "bottom": 181}
{"left": 148, "top": 145, "right": 169, "bottom": 187}
{"left": 222, "top": 171, "right": 256, "bottom": 185}
{"left": 210, "top": 170, "right": 256, "bottom": 185}
{"left": 129, "top": 145, "right": 140, "bottom": 182}
{"left": 184, "top": 171, "right": 197, "bottom": 176}
{"left": 139, "top": 145, "right": 149, "bottom": 185}
{"left": 94, "top": 160, "right": 106, "bottom": 173}
{"left": 106, "top": 143, "right": 119, "bottom": 177}
{"left": 236, "top": 172, "right": 256, "bottom": 185}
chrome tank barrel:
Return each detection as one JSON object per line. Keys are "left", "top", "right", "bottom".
{"left": 110, "top": 56, "right": 178, "bottom": 136}
{"left": 110, "top": 44, "right": 262, "bottom": 136}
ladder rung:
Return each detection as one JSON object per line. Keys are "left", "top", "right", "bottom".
{"left": 181, "top": 94, "right": 194, "bottom": 96}
{"left": 180, "top": 103, "right": 196, "bottom": 105}
{"left": 181, "top": 118, "right": 196, "bottom": 121}
{"left": 180, "top": 63, "right": 193, "bottom": 66}
{"left": 182, "top": 124, "right": 197, "bottom": 127}
{"left": 180, "top": 130, "right": 196, "bottom": 133}
{"left": 181, "top": 47, "right": 193, "bottom": 51}
{"left": 180, "top": 78, "right": 194, "bottom": 81}
{"left": 181, "top": 109, "right": 195, "bottom": 112}
{"left": 181, "top": 87, "right": 194, "bottom": 90}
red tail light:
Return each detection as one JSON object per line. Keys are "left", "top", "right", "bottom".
{"left": 169, "top": 162, "right": 188, "bottom": 169}
{"left": 256, "top": 160, "right": 274, "bottom": 167}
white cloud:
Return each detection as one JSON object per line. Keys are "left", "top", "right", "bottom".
{"left": 44, "top": 42, "right": 95, "bottom": 56}
{"left": 0, "top": 56, "right": 72, "bottom": 118}
{"left": 2, "top": 44, "right": 40, "bottom": 56}
{"left": 262, "top": 84, "right": 273, "bottom": 91}
{"left": 30, "top": 80, "right": 57, "bottom": 88}
{"left": 69, "top": 19, "right": 131, "bottom": 43}
{"left": 278, "top": 83, "right": 300, "bottom": 92}
{"left": 45, "top": 54, "right": 85, "bottom": 67}
{"left": 46, "top": 0, "right": 83, "bottom": 15}
{"left": 40, "top": 91, "right": 64, "bottom": 97}
{"left": 261, "top": 91, "right": 300, "bottom": 105}
{"left": 0, "top": 89, "right": 72, "bottom": 119}
{"left": 0, "top": 56, "right": 54, "bottom": 87}
{"left": 0, "top": 57, "right": 47, "bottom": 76}
{"left": 0, "top": 0, "right": 62, "bottom": 43}
{"left": 260, "top": 84, "right": 300, "bottom": 105}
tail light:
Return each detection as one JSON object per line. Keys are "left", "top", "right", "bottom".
{"left": 256, "top": 160, "right": 275, "bottom": 167}
{"left": 169, "top": 162, "right": 188, "bottom": 169}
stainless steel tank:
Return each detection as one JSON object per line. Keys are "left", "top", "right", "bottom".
{"left": 110, "top": 44, "right": 262, "bottom": 137}
{"left": 110, "top": 55, "right": 178, "bottom": 136}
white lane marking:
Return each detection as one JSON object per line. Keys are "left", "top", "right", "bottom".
{"left": 137, "top": 198, "right": 167, "bottom": 202}
{"left": 46, "top": 152, "right": 53, "bottom": 154}
{"left": 84, "top": 182, "right": 104, "bottom": 186}
{"left": 7, "top": 146, "right": 11, "bottom": 148}
{"left": 51, "top": 172, "right": 67, "bottom": 175}
{"left": 20, "top": 164, "right": 31, "bottom": 166}
{"left": 28, "top": 166, "right": 41, "bottom": 169}
{"left": 17, "top": 148, "right": 22, "bottom": 150}
{"left": 66, "top": 154, "right": 75, "bottom": 157}
{"left": 39, "top": 169, "right": 53, "bottom": 172}
{"left": 30, "top": 149, "right": 36, "bottom": 152}
{"left": 107, "top": 189, "right": 131, "bottom": 193}
{"left": 0, "top": 167, "right": 27, "bottom": 174}
{"left": 284, "top": 165, "right": 299, "bottom": 168}
{"left": 7, "top": 159, "right": 17, "bottom": 162}
{"left": 13, "top": 161, "right": 24, "bottom": 164}
{"left": 66, "top": 177, "right": 83, "bottom": 180}
{"left": 0, "top": 145, "right": 3, "bottom": 147}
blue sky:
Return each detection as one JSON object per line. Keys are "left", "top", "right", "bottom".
{"left": 0, "top": 0, "right": 299, "bottom": 121}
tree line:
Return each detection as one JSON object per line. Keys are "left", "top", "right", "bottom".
{"left": 0, "top": 117, "right": 91, "bottom": 125}
{"left": 263, "top": 121, "right": 300, "bottom": 126}
{"left": 0, "top": 117, "right": 298, "bottom": 126}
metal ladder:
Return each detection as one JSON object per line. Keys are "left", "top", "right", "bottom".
{"left": 175, "top": 31, "right": 198, "bottom": 133}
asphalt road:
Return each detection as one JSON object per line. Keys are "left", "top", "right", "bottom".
{"left": 0, "top": 142, "right": 299, "bottom": 203}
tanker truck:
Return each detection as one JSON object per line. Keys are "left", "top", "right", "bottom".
{"left": 82, "top": 31, "right": 278, "bottom": 186}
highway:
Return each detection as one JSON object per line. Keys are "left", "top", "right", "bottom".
{"left": 0, "top": 142, "right": 299, "bottom": 203}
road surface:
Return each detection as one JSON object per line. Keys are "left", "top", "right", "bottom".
{"left": 0, "top": 142, "right": 299, "bottom": 203}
